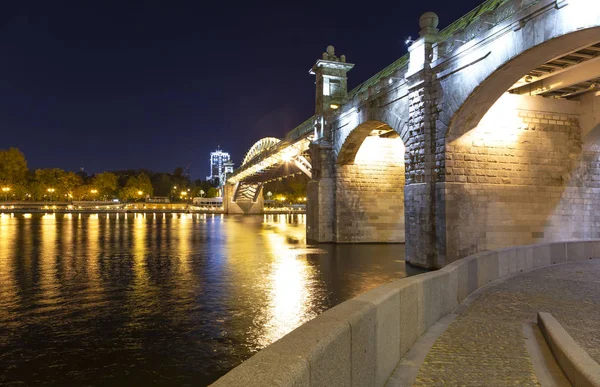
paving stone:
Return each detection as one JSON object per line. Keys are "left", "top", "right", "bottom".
{"left": 414, "top": 260, "right": 600, "bottom": 386}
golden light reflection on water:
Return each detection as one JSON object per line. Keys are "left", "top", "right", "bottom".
{"left": 86, "top": 213, "right": 101, "bottom": 290}
{"left": 61, "top": 213, "right": 74, "bottom": 280}
{"left": 252, "top": 214, "right": 320, "bottom": 348}
{"left": 0, "top": 213, "right": 18, "bottom": 320}
{"left": 39, "top": 214, "right": 59, "bottom": 307}
{"left": 0, "top": 212, "right": 412, "bottom": 386}
{"left": 133, "top": 213, "right": 148, "bottom": 287}
{"left": 177, "top": 214, "right": 192, "bottom": 273}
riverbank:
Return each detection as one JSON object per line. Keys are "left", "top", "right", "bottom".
{"left": 0, "top": 202, "right": 305, "bottom": 214}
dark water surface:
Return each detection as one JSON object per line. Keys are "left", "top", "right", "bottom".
{"left": 0, "top": 213, "right": 422, "bottom": 386}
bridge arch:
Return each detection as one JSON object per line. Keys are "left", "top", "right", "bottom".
{"left": 444, "top": 6, "right": 600, "bottom": 137}
{"left": 241, "top": 137, "right": 281, "bottom": 166}
{"left": 334, "top": 120, "right": 407, "bottom": 243}
{"left": 441, "top": 5, "right": 600, "bottom": 261}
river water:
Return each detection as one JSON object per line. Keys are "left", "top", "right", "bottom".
{"left": 0, "top": 212, "right": 422, "bottom": 386}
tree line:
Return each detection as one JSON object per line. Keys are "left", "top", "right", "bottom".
{"left": 0, "top": 148, "right": 219, "bottom": 202}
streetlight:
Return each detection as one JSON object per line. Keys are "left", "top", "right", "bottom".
{"left": 266, "top": 191, "right": 273, "bottom": 200}
{"left": 47, "top": 188, "right": 55, "bottom": 202}
{"left": 1, "top": 187, "right": 10, "bottom": 201}
{"left": 91, "top": 189, "right": 98, "bottom": 201}
{"left": 199, "top": 189, "right": 205, "bottom": 197}
{"left": 180, "top": 191, "right": 189, "bottom": 203}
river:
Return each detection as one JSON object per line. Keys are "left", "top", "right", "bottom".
{"left": 0, "top": 212, "right": 422, "bottom": 386}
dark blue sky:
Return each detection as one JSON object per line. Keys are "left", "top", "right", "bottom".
{"left": 0, "top": 0, "right": 483, "bottom": 179}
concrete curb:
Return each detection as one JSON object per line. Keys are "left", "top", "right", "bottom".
{"left": 538, "top": 312, "right": 600, "bottom": 387}
{"left": 211, "top": 240, "right": 600, "bottom": 387}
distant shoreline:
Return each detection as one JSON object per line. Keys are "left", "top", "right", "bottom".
{"left": 0, "top": 208, "right": 306, "bottom": 215}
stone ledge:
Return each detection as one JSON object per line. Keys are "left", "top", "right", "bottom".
{"left": 538, "top": 312, "right": 600, "bottom": 387}
{"left": 211, "top": 240, "right": 600, "bottom": 387}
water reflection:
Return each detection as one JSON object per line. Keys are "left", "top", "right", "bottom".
{"left": 0, "top": 213, "right": 422, "bottom": 386}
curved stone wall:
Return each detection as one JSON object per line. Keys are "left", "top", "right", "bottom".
{"left": 211, "top": 240, "right": 600, "bottom": 386}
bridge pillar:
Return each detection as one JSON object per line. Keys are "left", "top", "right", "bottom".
{"left": 307, "top": 142, "right": 336, "bottom": 242}
{"left": 404, "top": 12, "right": 448, "bottom": 268}
{"left": 223, "top": 183, "right": 264, "bottom": 215}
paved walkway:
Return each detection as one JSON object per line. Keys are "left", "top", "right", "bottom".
{"left": 413, "top": 260, "right": 600, "bottom": 386}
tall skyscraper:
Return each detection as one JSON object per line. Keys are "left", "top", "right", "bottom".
{"left": 207, "top": 147, "right": 234, "bottom": 185}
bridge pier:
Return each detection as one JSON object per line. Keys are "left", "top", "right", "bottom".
{"left": 306, "top": 143, "right": 335, "bottom": 242}
{"left": 223, "top": 183, "right": 264, "bottom": 215}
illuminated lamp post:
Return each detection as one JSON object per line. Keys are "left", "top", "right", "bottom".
{"left": 171, "top": 186, "right": 177, "bottom": 202}
{"left": 91, "top": 189, "right": 98, "bottom": 201}
{"left": 1, "top": 187, "right": 10, "bottom": 201}
{"left": 137, "top": 191, "right": 143, "bottom": 202}
{"left": 47, "top": 188, "right": 55, "bottom": 202}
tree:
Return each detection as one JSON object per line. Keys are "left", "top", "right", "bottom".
{"left": 173, "top": 167, "right": 184, "bottom": 178}
{"left": 0, "top": 148, "right": 28, "bottom": 185}
{"left": 119, "top": 172, "right": 153, "bottom": 201}
{"left": 73, "top": 184, "right": 93, "bottom": 200}
{"left": 59, "top": 172, "right": 83, "bottom": 199}
{"left": 206, "top": 187, "right": 218, "bottom": 198}
{"left": 91, "top": 172, "right": 118, "bottom": 200}
{"left": 151, "top": 173, "right": 172, "bottom": 197}
{"left": 35, "top": 168, "right": 65, "bottom": 189}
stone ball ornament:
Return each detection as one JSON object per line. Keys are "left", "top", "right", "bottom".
{"left": 419, "top": 12, "right": 440, "bottom": 30}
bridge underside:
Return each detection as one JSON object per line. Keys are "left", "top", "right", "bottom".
{"left": 225, "top": 143, "right": 312, "bottom": 214}
{"left": 443, "top": 41, "right": 600, "bottom": 263}
{"left": 223, "top": 182, "right": 264, "bottom": 214}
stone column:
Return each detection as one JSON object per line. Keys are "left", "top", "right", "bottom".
{"left": 306, "top": 46, "right": 353, "bottom": 242}
{"left": 404, "top": 12, "right": 447, "bottom": 268}
{"left": 306, "top": 141, "right": 336, "bottom": 242}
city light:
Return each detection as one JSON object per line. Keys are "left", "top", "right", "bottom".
{"left": 330, "top": 103, "right": 340, "bottom": 110}
{"left": 1, "top": 187, "right": 10, "bottom": 201}
{"left": 137, "top": 191, "right": 143, "bottom": 195}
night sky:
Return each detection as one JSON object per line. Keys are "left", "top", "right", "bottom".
{"left": 0, "top": 0, "right": 484, "bottom": 179}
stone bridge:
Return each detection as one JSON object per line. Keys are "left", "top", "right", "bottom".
{"left": 225, "top": 0, "right": 600, "bottom": 269}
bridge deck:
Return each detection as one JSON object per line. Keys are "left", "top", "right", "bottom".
{"left": 410, "top": 260, "right": 600, "bottom": 386}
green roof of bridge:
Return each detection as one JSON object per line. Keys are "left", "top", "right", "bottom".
{"left": 348, "top": 55, "right": 409, "bottom": 98}
{"left": 439, "top": 0, "right": 510, "bottom": 39}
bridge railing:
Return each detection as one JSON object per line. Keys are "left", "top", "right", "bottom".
{"left": 283, "top": 115, "right": 316, "bottom": 143}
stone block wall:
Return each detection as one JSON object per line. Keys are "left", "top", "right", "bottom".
{"left": 335, "top": 136, "right": 405, "bottom": 243}
{"left": 444, "top": 93, "right": 600, "bottom": 262}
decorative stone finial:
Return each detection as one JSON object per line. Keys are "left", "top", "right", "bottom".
{"left": 340, "top": 55, "right": 346, "bottom": 63}
{"left": 326, "top": 45, "right": 335, "bottom": 56}
{"left": 419, "top": 12, "right": 439, "bottom": 36}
